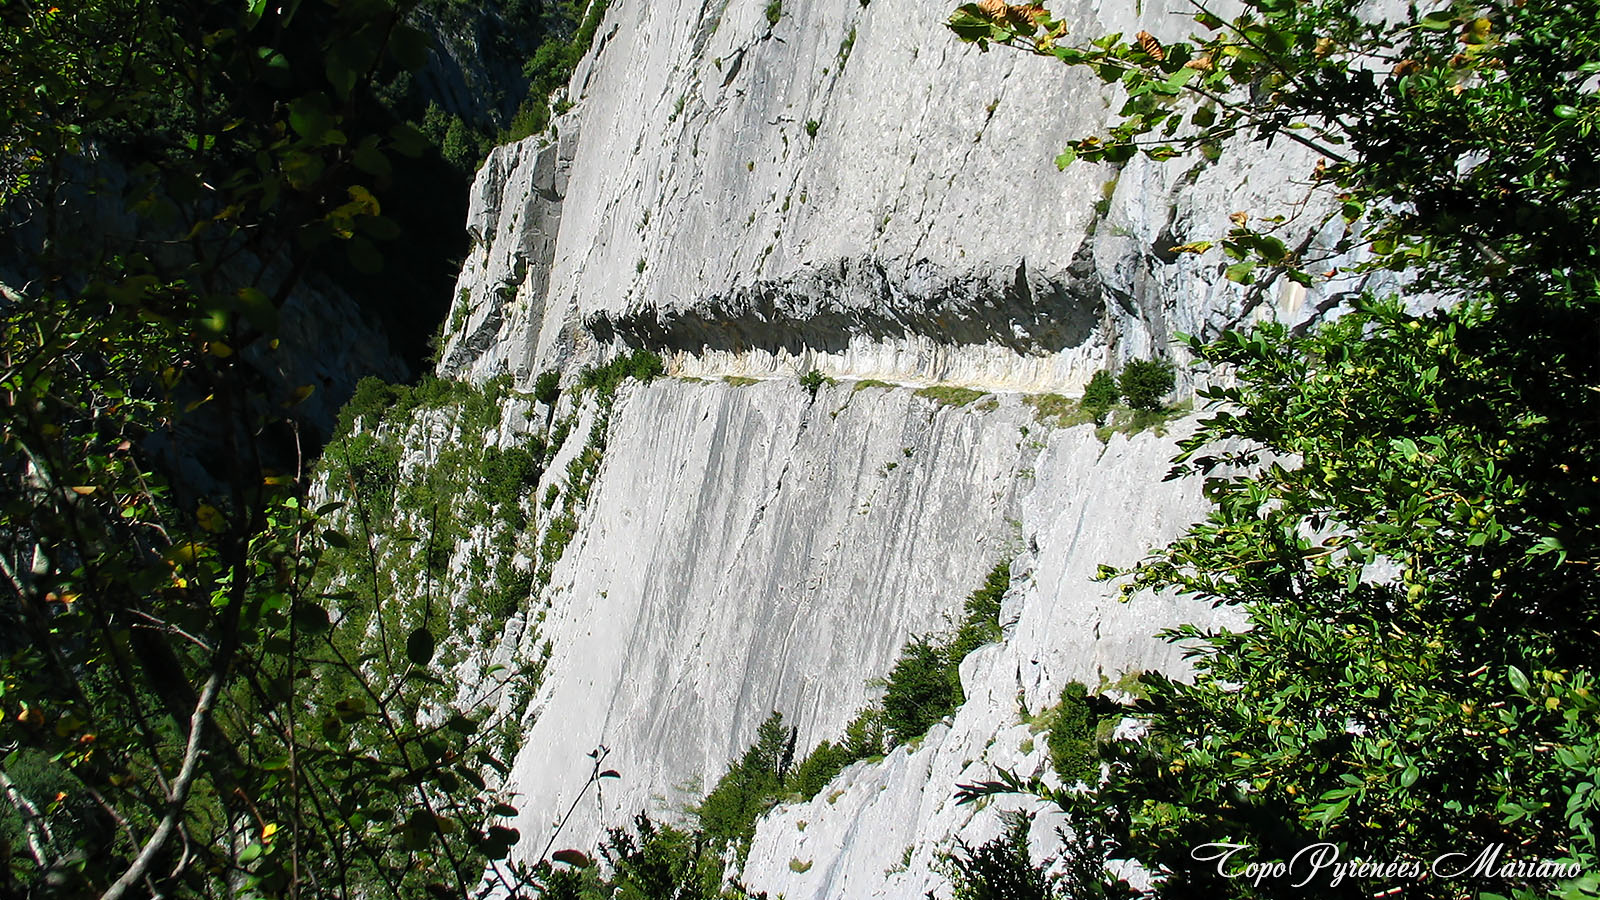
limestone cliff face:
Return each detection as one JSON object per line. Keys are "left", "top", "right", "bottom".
{"left": 437, "top": 0, "right": 1373, "bottom": 393}
{"left": 418, "top": 0, "right": 1357, "bottom": 895}
{"left": 504, "top": 380, "right": 1233, "bottom": 896}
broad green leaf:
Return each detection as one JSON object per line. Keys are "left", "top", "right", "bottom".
{"left": 1508, "top": 665, "right": 1531, "bottom": 695}
{"left": 407, "top": 627, "right": 436, "bottom": 666}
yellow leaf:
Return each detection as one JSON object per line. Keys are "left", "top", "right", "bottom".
{"left": 196, "top": 504, "right": 225, "bottom": 533}
{"left": 263, "top": 822, "right": 279, "bottom": 843}
{"left": 69, "top": 485, "right": 97, "bottom": 495}
{"left": 207, "top": 341, "right": 233, "bottom": 358}
{"left": 184, "top": 393, "right": 215, "bottom": 413}
{"left": 346, "top": 184, "right": 381, "bottom": 217}
{"left": 166, "top": 542, "right": 202, "bottom": 566}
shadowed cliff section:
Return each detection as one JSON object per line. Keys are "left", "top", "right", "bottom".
{"left": 584, "top": 252, "right": 1104, "bottom": 360}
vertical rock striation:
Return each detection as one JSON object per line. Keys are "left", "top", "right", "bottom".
{"left": 439, "top": 0, "right": 1375, "bottom": 394}
{"left": 411, "top": 0, "right": 1373, "bottom": 895}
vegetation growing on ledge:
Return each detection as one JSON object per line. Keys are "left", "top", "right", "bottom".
{"left": 854, "top": 378, "right": 897, "bottom": 392}
{"left": 576, "top": 348, "right": 666, "bottom": 395}
{"left": 501, "top": 0, "right": 614, "bottom": 153}
{"left": 1022, "top": 392, "right": 1095, "bottom": 428}
{"left": 799, "top": 368, "right": 832, "bottom": 396}
{"left": 1023, "top": 363, "right": 1189, "bottom": 441}
{"left": 915, "top": 384, "right": 987, "bottom": 409}
{"left": 316, "top": 375, "right": 550, "bottom": 712}
{"left": 1080, "top": 369, "right": 1120, "bottom": 425}
{"left": 1023, "top": 681, "right": 1119, "bottom": 785}
{"left": 613, "top": 560, "right": 1012, "bottom": 876}
{"left": 1116, "top": 358, "right": 1175, "bottom": 411}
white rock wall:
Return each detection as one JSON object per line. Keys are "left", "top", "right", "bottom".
{"left": 428, "top": 0, "right": 1375, "bottom": 895}
{"left": 439, "top": 0, "right": 1374, "bottom": 393}
{"left": 508, "top": 378, "right": 1035, "bottom": 847}
{"left": 740, "top": 413, "right": 1233, "bottom": 899}
{"left": 489, "top": 375, "right": 1236, "bottom": 898}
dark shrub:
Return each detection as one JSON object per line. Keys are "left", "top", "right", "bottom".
{"left": 1118, "top": 358, "right": 1175, "bottom": 411}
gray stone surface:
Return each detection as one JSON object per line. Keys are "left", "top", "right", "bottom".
{"left": 506, "top": 379, "right": 1035, "bottom": 848}
{"left": 439, "top": 0, "right": 1375, "bottom": 395}
{"left": 740, "top": 416, "right": 1235, "bottom": 898}
{"left": 418, "top": 0, "right": 1381, "bottom": 895}
{"left": 490, "top": 376, "right": 1234, "bottom": 896}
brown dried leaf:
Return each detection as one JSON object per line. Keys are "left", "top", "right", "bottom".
{"left": 1136, "top": 30, "right": 1165, "bottom": 61}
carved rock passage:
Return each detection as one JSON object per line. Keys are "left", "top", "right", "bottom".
{"left": 431, "top": 0, "right": 1379, "bottom": 895}
{"left": 439, "top": 0, "right": 1368, "bottom": 394}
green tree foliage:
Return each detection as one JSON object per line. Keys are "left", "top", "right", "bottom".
{"left": 504, "top": 0, "right": 612, "bottom": 144}
{"left": 387, "top": 0, "right": 599, "bottom": 175}
{"left": 787, "top": 707, "right": 887, "bottom": 799}
{"left": 528, "top": 811, "right": 768, "bottom": 900}
{"left": 534, "top": 369, "right": 563, "bottom": 406}
{"left": 1079, "top": 370, "right": 1119, "bottom": 425}
{"left": 0, "top": 3, "right": 580, "bottom": 897}
{"left": 690, "top": 705, "right": 878, "bottom": 861}
{"left": 944, "top": 813, "right": 1059, "bottom": 900}
{"left": 696, "top": 711, "right": 795, "bottom": 851}
{"left": 596, "top": 813, "right": 729, "bottom": 900}
{"left": 1043, "top": 682, "right": 1098, "bottom": 785}
{"left": 950, "top": 0, "right": 1600, "bottom": 897}
{"left": 1116, "top": 358, "right": 1174, "bottom": 411}
{"left": 679, "top": 564, "right": 1010, "bottom": 877}
{"left": 948, "top": 560, "right": 1009, "bottom": 659}
{"left": 882, "top": 636, "right": 959, "bottom": 745}
{"left": 882, "top": 561, "right": 1009, "bottom": 744}
{"left": 577, "top": 349, "right": 666, "bottom": 396}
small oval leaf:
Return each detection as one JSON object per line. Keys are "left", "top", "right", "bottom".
{"left": 407, "top": 627, "right": 436, "bottom": 666}
{"left": 551, "top": 849, "right": 592, "bottom": 868}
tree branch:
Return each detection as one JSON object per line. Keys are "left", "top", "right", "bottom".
{"left": 0, "top": 767, "right": 54, "bottom": 869}
{"left": 99, "top": 668, "right": 223, "bottom": 900}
